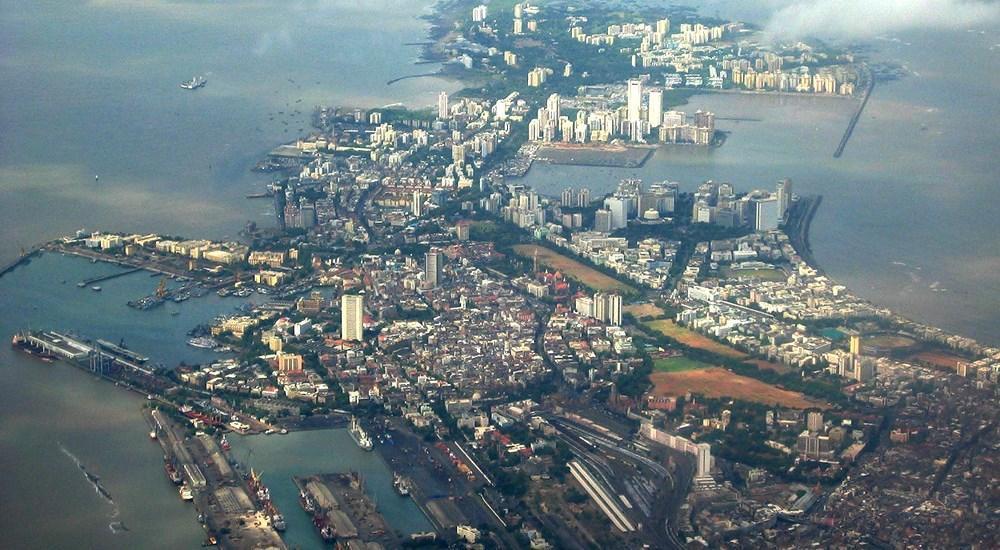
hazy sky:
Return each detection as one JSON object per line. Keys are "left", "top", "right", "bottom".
{"left": 761, "top": 0, "right": 1000, "bottom": 40}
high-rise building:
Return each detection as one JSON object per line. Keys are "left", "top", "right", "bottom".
{"left": 578, "top": 187, "right": 590, "bottom": 207}
{"left": 412, "top": 191, "right": 424, "bottom": 217}
{"left": 341, "top": 294, "right": 364, "bottom": 341}
{"left": 607, "top": 294, "right": 622, "bottom": 326}
{"left": 776, "top": 178, "right": 792, "bottom": 222}
{"left": 647, "top": 88, "right": 663, "bottom": 128}
{"left": 546, "top": 93, "right": 561, "bottom": 121}
{"left": 437, "top": 91, "right": 450, "bottom": 120}
{"left": 753, "top": 196, "right": 780, "bottom": 232}
{"left": 604, "top": 196, "right": 629, "bottom": 229}
{"left": 696, "top": 443, "right": 712, "bottom": 478}
{"left": 425, "top": 249, "right": 443, "bottom": 287}
{"left": 594, "top": 209, "right": 612, "bottom": 232}
{"left": 807, "top": 411, "right": 824, "bottom": 433}
{"left": 277, "top": 352, "right": 304, "bottom": 373}
{"left": 455, "top": 221, "right": 470, "bottom": 241}
{"left": 626, "top": 79, "right": 643, "bottom": 123}
{"left": 849, "top": 333, "right": 861, "bottom": 356}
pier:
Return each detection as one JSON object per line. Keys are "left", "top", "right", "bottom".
{"left": 834, "top": 73, "right": 875, "bottom": 158}
{"left": 79, "top": 267, "right": 143, "bottom": 287}
{"left": 0, "top": 245, "right": 43, "bottom": 278}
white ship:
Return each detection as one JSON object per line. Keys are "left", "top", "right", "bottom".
{"left": 349, "top": 416, "right": 373, "bottom": 451}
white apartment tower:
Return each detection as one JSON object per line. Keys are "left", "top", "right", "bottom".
{"left": 437, "top": 91, "right": 450, "bottom": 120}
{"left": 341, "top": 294, "right": 364, "bottom": 341}
{"left": 647, "top": 88, "right": 663, "bottom": 128}
{"left": 627, "top": 79, "right": 643, "bottom": 123}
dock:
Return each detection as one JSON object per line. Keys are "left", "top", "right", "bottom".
{"left": 79, "top": 267, "right": 143, "bottom": 287}
{"left": 294, "top": 473, "right": 400, "bottom": 547}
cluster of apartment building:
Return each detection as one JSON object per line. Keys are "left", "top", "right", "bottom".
{"left": 74, "top": 230, "right": 249, "bottom": 265}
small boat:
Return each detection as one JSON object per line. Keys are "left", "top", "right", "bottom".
{"left": 179, "top": 485, "right": 194, "bottom": 501}
{"left": 271, "top": 514, "right": 286, "bottom": 531}
{"left": 91, "top": 286, "right": 102, "bottom": 291}
{"left": 149, "top": 430, "right": 158, "bottom": 440}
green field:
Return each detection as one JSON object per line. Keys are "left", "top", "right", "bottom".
{"left": 653, "top": 356, "right": 713, "bottom": 373}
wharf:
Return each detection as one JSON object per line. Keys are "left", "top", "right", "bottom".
{"left": 147, "top": 409, "right": 286, "bottom": 550}
{"left": 294, "top": 473, "right": 398, "bottom": 547}
{"left": 79, "top": 267, "right": 143, "bottom": 287}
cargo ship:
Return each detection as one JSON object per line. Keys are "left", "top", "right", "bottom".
{"left": 180, "top": 76, "right": 207, "bottom": 90}
{"left": 11, "top": 332, "right": 59, "bottom": 362}
{"left": 164, "top": 460, "right": 183, "bottom": 485}
{"left": 349, "top": 417, "right": 373, "bottom": 451}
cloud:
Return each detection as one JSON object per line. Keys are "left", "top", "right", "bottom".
{"left": 763, "top": 0, "right": 1000, "bottom": 40}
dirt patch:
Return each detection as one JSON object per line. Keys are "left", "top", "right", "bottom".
{"left": 649, "top": 367, "right": 825, "bottom": 409}
{"left": 624, "top": 303, "right": 665, "bottom": 318}
{"left": 645, "top": 319, "right": 746, "bottom": 359}
{"left": 909, "top": 351, "right": 965, "bottom": 370}
{"left": 512, "top": 244, "right": 635, "bottom": 293}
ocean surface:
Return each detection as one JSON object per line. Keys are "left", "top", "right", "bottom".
{"left": 0, "top": 0, "right": 459, "bottom": 261}
{"left": 0, "top": 0, "right": 453, "bottom": 547}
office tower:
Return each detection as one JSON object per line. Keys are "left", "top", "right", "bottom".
{"left": 647, "top": 88, "right": 663, "bottom": 128}
{"left": 341, "top": 294, "right": 364, "bottom": 341}
{"left": 627, "top": 79, "right": 643, "bottom": 123}
{"left": 776, "top": 178, "right": 792, "bottom": 221}
{"left": 753, "top": 196, "right": 780, "bottom": 232}
{"left": 437, "top": 91, "right": 449, "bottom": 120}
{"left": 425, "top": 249, "right": 443, "bottom": 287}
{"left": 807, "top": 411, "right": 824, "bottom": 433}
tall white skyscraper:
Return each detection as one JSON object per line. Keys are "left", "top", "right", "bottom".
{"left": 647, "top": 88, "right": 663, "bottom": 128}
{"left": 626, "top": 79, "right": 643, "bottom": 123}
{"left": 412, "top": 191, "right": 424, "bottom": 217}
{"left": 437, "top": 91, "right": 450, "bottom": 120}
{"left": 341, "top": 294, "right": 364, "bottom": 341}
{"left": 696, "top": 443, "right": 712, "bottom": 478}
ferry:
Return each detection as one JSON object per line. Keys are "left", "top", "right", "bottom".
{"left": 349, "top": 416, "right": 373, "bottom": 451}
{"left": 180, "top": 76, "right": 207, "bottom": 90}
